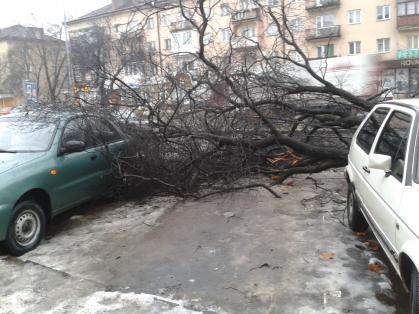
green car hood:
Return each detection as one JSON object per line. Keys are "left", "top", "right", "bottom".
{"left": 0, "top": 152, "right": 46, "bottom": 175}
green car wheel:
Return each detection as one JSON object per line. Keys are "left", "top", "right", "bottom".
{"left": 5, "top": 200, "right": 46, "bottom": 256}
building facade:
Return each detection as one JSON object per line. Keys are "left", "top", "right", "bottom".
{"left": 67, "top": 0, "right": 419, "bottom": 99}
{"left": 0, "top": 25, "right": 69, "bottom": 112}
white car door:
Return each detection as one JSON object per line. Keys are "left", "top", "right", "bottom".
{"left": 365, "top": 107, "right": 415, "bottom": 253}
{"left": 348, "top": 106, "right": 390, "bottom": 219}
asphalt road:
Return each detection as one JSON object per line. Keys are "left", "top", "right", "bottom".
{"left": 0, "top": 170, "right": 409, "bottom": 313}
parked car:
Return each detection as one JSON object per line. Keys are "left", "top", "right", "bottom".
{"left": 345, "top": 99, "right": 419, "bottom": 313}
{"left": 0, "top": 112, "right": 127, "bottom": 255}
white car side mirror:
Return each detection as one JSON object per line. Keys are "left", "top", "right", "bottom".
{"left": 368, "top": 153, "right": 392, "bottom": 172}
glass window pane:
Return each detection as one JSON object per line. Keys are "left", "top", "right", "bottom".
{"left": 357, "top": 108, "right": 390, "bottom": 153}
{"left": 375, "top": 111, "right": 412, "bottom": 181}
{"left": 399, "top": 3, "right": 406, "bottom": 15}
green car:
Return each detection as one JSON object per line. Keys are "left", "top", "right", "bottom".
{"left": 0, "top": 112, "right": 127, "bottom": 255}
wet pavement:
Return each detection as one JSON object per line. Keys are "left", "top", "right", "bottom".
{"left": 0, "top": 170, "right": 409, "bottom": 313}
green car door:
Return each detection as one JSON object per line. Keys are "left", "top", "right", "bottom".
{"left": 51, "top": 117, "right": 108, "bottom": 212}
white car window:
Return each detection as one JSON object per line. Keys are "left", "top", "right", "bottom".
{"left": 356, "top": 107, "right": 389, "bottom": 154}
{"left": 375, "top": 111, "right": 412, "bottom": 181}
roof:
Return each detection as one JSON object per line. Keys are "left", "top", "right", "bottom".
{"left": 385, "top": 99, "right": 419, "bottom": 109}
{"left": 68, "top": 0, "right": 176, "bottom": 24}
{"left": 0, "top": 25, "right": 60, "bottom": 42}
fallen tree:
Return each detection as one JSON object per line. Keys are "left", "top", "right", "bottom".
{"left": 67, "top": 0, "right": 392, "bottom": 197}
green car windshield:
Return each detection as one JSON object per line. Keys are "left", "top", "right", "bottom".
{"left": 0, "top": 119, "right": 56, "bottom": 152}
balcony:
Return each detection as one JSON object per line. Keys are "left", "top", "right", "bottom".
{"left": 397, "top": 15, "right": 419, "bottom": 31}
{"left": 306, "top": 26, "right": 340, "bottom": 40}
{"left": 170, "top": 20, "right": 195, "bottom": 32}
{"left": 232, "top": 37, "right": 258, "bottom": 49}
{"left": 306, "top": 0, "right": 340, "bottom": 10}
{"left": 231, "top": 8, "right": 261, "bottom": 22}
{"left": 397, "top": 49, "right": 419, "bottom": 59}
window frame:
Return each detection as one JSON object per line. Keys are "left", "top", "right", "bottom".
{"left": 317, "top": 44, "right": 334, "bottom": 58}
{"left": 348, "top": 9, "right": 361, "bottom": 24}
{"left": 348, "top": 41, "right": 361, "bottom": 55}
{"left": 377, "top": 38, "right": 391, "bottom": 53}
{"left": 377, "top": 5, "right": 391, "bottom": 20}
{"left": 355, "top": 106, "right": 390, "bottom": 154}
{"left": 374, "top": 110, "right": 414, "bottom": 182}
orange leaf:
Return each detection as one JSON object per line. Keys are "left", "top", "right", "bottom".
{"left": 368, "top": 263, "right": 382, "bottom": 273}
{"left": 364, "top": 240, "right": 380, "bottom": 252}
{"left": 355, "top": 232, "right": 368, "bottom": 237}
{"left": 320, "top": 252, "right": 335, "bottom": 260}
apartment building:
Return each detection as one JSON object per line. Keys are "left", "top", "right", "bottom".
{"left": 67, "top": 0, "right": 419, "bottom": 98}
{"left": 0, "top": 25, "right": 68, "bottom": 111}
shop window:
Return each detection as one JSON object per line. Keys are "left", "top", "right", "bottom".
{"left": 396, "top": 68, "right": 409, "bottom": 92}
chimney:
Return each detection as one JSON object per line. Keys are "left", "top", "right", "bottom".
{"left": 112, "top": 0, "right": 128, "bottom": 9}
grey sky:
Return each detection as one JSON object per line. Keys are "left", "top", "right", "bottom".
{"left": 0, "top": 0, "right": 111, "bottom": 28}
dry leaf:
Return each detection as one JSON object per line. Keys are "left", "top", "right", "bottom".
{"left": 364, "top": 240, "right": 380, "bottom": 252}
{"left": 320, "top": 252, "right": 335, "bottom": 260}
{"left": 355, "top": 232, "right": 368, "bottom": 237}
{"left": 368, "top": 263, "right": 382, "bottom": 273}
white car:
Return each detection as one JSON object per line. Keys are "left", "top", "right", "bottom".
{"left": 345, "top": 99, "right": 419, "bottom": 313}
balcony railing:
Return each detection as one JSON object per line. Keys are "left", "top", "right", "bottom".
{"left": 306, "top": 26, "right": 340, "bottom": 40}
{"left": 397, "top": 15, "right": 419, "bottom": 31}
{"left": 231, "top": 8, "right": 260, "bottom": 22}
{"left": 306, "top": 0, "right": 340, "bottom": 10}
{"left": 170, "top": 20, "right": 195, "bottom": 32}
{"left": 232, "top": 37, "right": 258, "bottom": 49}
{"left": 397, "top": 49, "right": 419, "bottom": 59}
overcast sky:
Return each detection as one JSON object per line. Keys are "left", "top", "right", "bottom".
{"left": 0, "top": 0, "right": 111, "bottom": 28}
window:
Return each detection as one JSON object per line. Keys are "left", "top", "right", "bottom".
{"left": 146, "top": 17, "right": 155, "bottom": 29}
{"left": 375, "top": 111, "right": 412, "bottom": 181}
{"left": 409, "top": 35, "right": 419, "bottom": 48}
{"left": 316, "top": 15, "right": 334, "bottom": 28}
{"left": 239, "top": 0, "right": 255, "bottom": 10}
{"left": 356, "top": 108, "right": 389, "bottom": 154}
{"left": 241, "top": 26, "right": 256, "bottom": 38}
{"left": 165, "top": 38, "right": 172, "bottom": 50}
{"left": 172, "top": 31, "right": 193, "bottom": 47}
{"left": 377, "top": 38, "right": 390, "bottom": 53}
{"left": 267, "top": 23, "right": 278, "bottom": 36}
{"left": 317, "top": 44, "right": 334, "bottom": 58}
{"left": 221, "top": 28, "right": 231, "bottom": 41}
{"left": 267, "top": 0, "right": 279, "bottom": 7}
{"left": 377, "top": 5, "right": 391, "bottom": 20}
{"left": 203, "top": 33, "right": 212, "bottom": 45}
{"left": 398, "top": 1, "right": 419, "bottom": 16}
{"left": 162, "top": 15, "right": 171, "bottom": 26}
{"left": 289, "top": 18, "right": 303, "bottom": 32}
{"left": 147, "top": 41, "right": 156, "bottom": 51}
{"left": 348, "top": 9, "right": 361, "bottom": 24}
{"left": 221, "top": 4, "right": 230, "bottom": 16}
{"left": 204, "top": 7, "right": 211, "bottom": 18}
{"left": 349, "top": 41, "right": 361, "bottom": 55}
{"left": 90, "top": 118, "right": 121, "bottom": 145}
{"left": 62, "top": 118, "right": 87, "bottom": 146}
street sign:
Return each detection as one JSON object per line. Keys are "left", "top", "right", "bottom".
{"left": 23, "top": 80, "right": 37, "bottom": 105}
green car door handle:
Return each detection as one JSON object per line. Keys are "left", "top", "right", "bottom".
{"left": 90, "top": 154, "right": 97, "bottom": 161}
